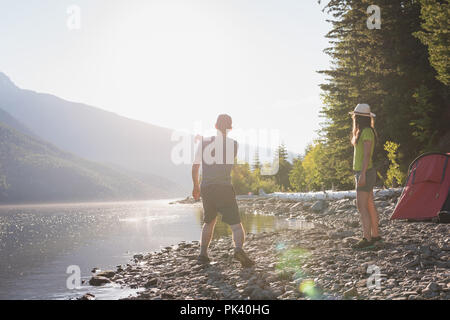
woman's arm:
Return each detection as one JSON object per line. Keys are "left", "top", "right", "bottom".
{"left": 358, "top": 140, "right": 372, "bottom": 187}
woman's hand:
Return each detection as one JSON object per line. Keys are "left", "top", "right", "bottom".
{"left": 358, "top": 172, "right": 366, "bottom": 187}
{"left": 192, "top": 185, "right": 201, "bottom": 201}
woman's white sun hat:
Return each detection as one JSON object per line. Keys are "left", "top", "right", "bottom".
{"left": 349, "top": 103, "right": 376, "bottom": 117}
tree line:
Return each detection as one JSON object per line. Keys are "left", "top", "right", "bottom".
{"left": 232, "top": 0, "right": 449, "bottom": 195}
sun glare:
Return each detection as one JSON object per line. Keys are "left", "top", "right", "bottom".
{"left": 95, "top": 2, "right": 236, "bottom": 131}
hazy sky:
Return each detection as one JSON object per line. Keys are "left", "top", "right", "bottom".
{"left": 0, "top": 0, "right": 331, "bottom": 154}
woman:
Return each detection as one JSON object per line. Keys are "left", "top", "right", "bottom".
{"left": 349, "top": 104, "right": 381, "bottom": 250}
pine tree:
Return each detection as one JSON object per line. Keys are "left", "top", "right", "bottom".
{"left": 289, "top": 156, "right": 306, "bottom": 192}
{"left": 317, "top": 0, "right": 449, "bottom": 189}
{"left": 274, "top": 144, "right": 293, "bottom": 191}
{"left": 415, "top": 0, "right": 450, "bottom": 86}
{"left": 252, "top": 150, "right": 262, "bottom": 171}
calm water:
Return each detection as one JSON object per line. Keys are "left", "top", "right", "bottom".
{"left": 0, "top": 199, "right": 311, "bottom": 300}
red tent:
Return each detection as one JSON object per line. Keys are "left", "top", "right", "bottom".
{"left": 391, "top": 152, "right": 450, "bottom": 221}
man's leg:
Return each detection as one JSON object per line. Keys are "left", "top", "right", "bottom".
{"left": 200, "top": 217, "right": 217, "bottom": 257}
{"left": 230, "top": 223, "right": 245, "bottom": 250}
{"left": 230, "top": 223, "right": 254, "bottom": 267}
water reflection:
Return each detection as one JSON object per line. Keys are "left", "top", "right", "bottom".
{"left": 0, "top": 200, "right": 313, "bottom": 300}
{"left": 193, "top": 208, "right": 314, "bottom": 239}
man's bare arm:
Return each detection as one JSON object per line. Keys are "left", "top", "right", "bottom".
{"left": 192, "top": 164, "right": 201, "bottom": 200}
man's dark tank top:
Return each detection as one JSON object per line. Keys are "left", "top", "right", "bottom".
{"left": 201, "top": 135, "right": 238, "bottom": 187}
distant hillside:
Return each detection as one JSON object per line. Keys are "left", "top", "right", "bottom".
{"left": 0, "top": 108, "right": 34, "bottom": 137}
{"left": 0, "top": 72, "right": 191, "bottom": 194}
{"left": 0, "top": 116, "right": 177, "bottom": 204}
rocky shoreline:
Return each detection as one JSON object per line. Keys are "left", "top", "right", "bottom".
{"left": 82, "top": 191, "right": 450, "bottom": 300}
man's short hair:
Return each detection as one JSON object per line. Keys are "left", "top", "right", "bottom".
{"left": 216, "top": 114, "right": 232, "bottom": 133}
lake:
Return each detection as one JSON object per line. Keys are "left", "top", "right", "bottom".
{"left": 0, "top": 199, "right": 312, "bottom": 300}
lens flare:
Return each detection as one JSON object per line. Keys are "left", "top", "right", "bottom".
{"left": 275, "top": 242, "right": 287, "bottom": 251}
{"left": 275, "top": 247, "right": 311, "bottom": 284}
{"left": 274, "top": 247, "right": 324, "bottom": 299}
{"left": 276, "top": 248, "right": 310, "bottom": 272}
{"left": 299, "top": 279, "right": 320, "bottom": 299}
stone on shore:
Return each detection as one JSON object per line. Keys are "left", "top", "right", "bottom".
{"left": 96, "top": 270, "right": 116, "bottom": 278}
{"left": 89, "top": 276, "right": 112, "bottom": 286}
{"left": 344, "top": 287, "right": 358, "bottom": 298}
{"left": 311, "top": 200, "right": 328, "bottom": 213}
{"left": 79, "top": 293, "right": 95, "bottom": 300}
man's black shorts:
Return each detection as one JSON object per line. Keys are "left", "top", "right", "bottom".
{"left": 200, "top": 184, "right": 241, "bottom": 225}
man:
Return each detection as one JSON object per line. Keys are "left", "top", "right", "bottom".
{"left": 192, "top": 114, "right": 254, "bottom": 267}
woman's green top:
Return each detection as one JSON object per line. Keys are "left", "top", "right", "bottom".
{"left": 353, "top": 127, "right": 375, "bottom": 171}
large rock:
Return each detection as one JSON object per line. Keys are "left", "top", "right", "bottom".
{"left": 78, "top": 293, "right": 95, "bottom": 300}
{"left": 246, "top": 286, "right": 277, "bottom": 300}
{"left": 335, "top": 198, "right": 354, "bottom": 210}
{"left": 144, "top": 277, "right": 159, "bottom": 288}
{"left": 344, "top": 287, "right": 358, "bottom": 298}
{"left": 96, "top": 270, "right": 116, "bottom": 278}
{"left": 426, "top": 282, "right": 441, "bottom": 292}
{"left": 311, "top": 200, "right": 328, "bottom": 213}
{"left": 133, "top": 254, "right": 144, "bottom": 260}
{"left": 89, "top": 276, "right": 111, "bottom": 286}
{"left": 327, "top": 230, "right": 355, "bottom": 239}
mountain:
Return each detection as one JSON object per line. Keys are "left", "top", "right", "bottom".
{"left": 0, "top": 111, "right": 177, "bottom": 203}
{"left": 0, "top": 72, "right": 191, "bottom": 195}
{"left": 0, "top": 107, "right": 35, "bottom": 137}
